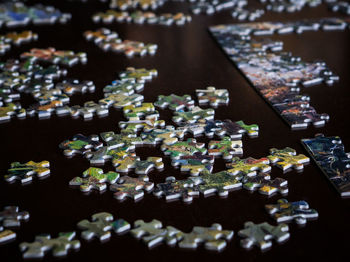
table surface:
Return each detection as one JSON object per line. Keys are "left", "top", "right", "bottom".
{"left": 1, "top": 1, "right": 350, "bottom": 261}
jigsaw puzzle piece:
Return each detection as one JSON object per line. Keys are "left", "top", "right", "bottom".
{"left": 119, "top": 67, "right": 158, "bottom": 83}
{"left": 238, "top": 221, "right": 290, "bottom": 250}
{"left": 5, "top": 161, "right": 50, "bottom": 184}
{"left": 59, "top": 134, "right": 102, "bottom": 157}
{"left": 208, "top": 136, "right": 243, "bottom": 160}
{"left": 85, "top": 146, "right": 134, "bottom": 165}
{"left": 268, "top": 147, "right": 310, "bottom": 171}
{"left": 265, "top": 199, "right": 318, "bottom": 225}
{"left": 131, "top": 219, "right": 179, "bottom": 248}
{"left": 99, "top": 93, "right": 143, "bottom": 109}
{"left": 243, "top": 173, "right": 288, "bottom": 196}
{"left": 0, "top": 206, "right": 29, "bottom": 227}
{"left": 153, "top": 176, "right": 200, "bottom": 203}
{"left": 19, "top": 232, "right": 80, "bottom": 258}
{"left": 175, "top": 223, "right": 234, "bottom": 251}
{"left": 172, "top": 152, "right": 214, "bottom": 176}
{"left": 56, "top": 79, "right": 95, "bottom": 96}
{"left": 69, "top": 167, "right": 119, "bottom": 193}
{"left": 161, "top": 138, "right": 207, "bottom": 159}
{"left": 113, "top": 156, "right": 163, "bottom": 174}
{"left": 196, "top": 86, "right": 229, "bottom": 107}
{"left": 123, "top": 103, "right": 159, "bottom": 120}
{"left": 226, "top": 157, "right": 271, "bottom": 176}
{"left": 0, "top": 230, "right": 16, "bottom": 243}
{"left": 119, "top": 118, "right": 165, "bottom": 133}
{"left": 173, "top": 106, "right": 215, "bottom": 125}
{"left": 110, "top": 176, "right": 154, "bottom": 201}
{"left": 205, "top": 119, "right": 259, "bottom": 138}
{"left": 154, "top": 94, "right": 195, "bottom": 111}
{"left": 141, "top": 125, "right": 185, "bottom": 145}
{"left": 0, "top": 103, "right": 26, "bottom": 122}
{"left": 100, "top": 130, "right": 143, "bottom": 149}
{"left": 103, "top": 79, "right": 144, "bottom": 95}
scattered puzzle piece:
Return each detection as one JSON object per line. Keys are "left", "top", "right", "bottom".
{"left": 265, "top": 199, "right": 318, "bottom": 225}
{"left": 131, "top": 219, "right": 179, "bottom": 248}
{"left": 161, "top": 138, "right": 207, "bottom": 159}
{"left": 204, "top": 119, "right": 259, "bottom": 139}
{"left": 196, "top": 86, "right": 229, "bottom": 107}
{"left": 173, "top": 106, "right": 215, "bottom": 124}
{"left": 154, "top": 94, "right": 195, "bottom": 111}
{"left": 0, "top": 229, "right": 16, "bottom": 243}
{"left": 56, "top": 79, "right": 95, "bottom": 96}
{"left": 5, "top": 161, "right": 50, "bottom": 184}
{"left": 59, "top": 134, "right": 102, "bottom": 157}
{"left": 113, "top": 156, "right": 164, "bottom": 174}
{"left": 69, "top": 167, "right": 119, "bottom": 193}
{"left": 243, "top": 173, "right": 288, "bottom": 196}
{"left": 238, "top": 221, "right": 290, "bottom": 250}
{"left": 175, "top": 223, "right": 234, "bottom": 251}
{"left": 141, "top": 125, "right": 185, "bottom": 145}
{"left": 208, "top": 137, "right": 243, "bottom": 160}
{"left": 172, "top": 153, "right": 214, "bottom": 176}
{"left": 268, "top": 147, "right": 310, "bottom": 171}
{"left": 19, "top": 232, "right": 80, "bottom": 258}
{"left": 119, "top": 67, "right": 158, "bottom": 83}
{"left": 226, "top": 157, "right": 271, "bottom": 176}
{"left": 110, "top": 176, "right": 154, "bottom": 201}
{"left": 153, "top": 176, "right": 200, "bottom": 202}
{"left": 0, "top": 206, "right": 29, "bottom": 227}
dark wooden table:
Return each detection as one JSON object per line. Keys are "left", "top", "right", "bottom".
{"left": 1, "top": 1, "right": 350, "bottom": 261}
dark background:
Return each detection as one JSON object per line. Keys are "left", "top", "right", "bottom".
{"left": 1, "top": 1, "right": 350, "bottom": 261}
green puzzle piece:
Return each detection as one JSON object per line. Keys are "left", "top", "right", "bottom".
{"left": 161, "top": 138, "right": 207, "bottom": 159}
{"left": 268, "top": 147, "right": 310, "bottom": 171}
{"left": 226, "top": 157, "right": 271, "bottom": 176}
{"left": 208, "top": 136, "right": 243, "bottom": 160}
{"left": 173, "top": 106, "right": 214, "bottom": 124}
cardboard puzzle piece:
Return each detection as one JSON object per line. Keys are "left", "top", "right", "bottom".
{"left": 161, "top": 138, "right": 207, "bottom": 159}
{"left": 69, "top": 167, "right": 120, "bottom": 193}
{"left": 0, "top": 206, "right": 29, "bottom": 228}
{"left": 100, "top": 131, "right": 143, "bottom": 149}
{"left": 0, "top": 103, "right": 26, "bottom": 122}
{"left": 153, "top": 176, "right": 200, "bottom": 203}
{"left": 103, "top": 79, "right": 144, "bottom": 95}
{"left": 113, "top": 156, "right": 164, "bottom": 174}
{"left": 123, "top": 103, "right": 159, "bottom": 120}
{"left": 100, "top": 93, "right": 144, "bottom": 109}
{"left": 172, "top": 153, "right": 214, "bottom": 176}
{"left": 69, "top": 101, "right": 109, "bottom": 119}
{"left": 109, "top": 0, "right": 165, "bottom": 10}
{"left": 301, "top": 134, "right": 350, "bottom": 197}
{"left": 59, "top": 134, "right": 102, "bottom": 157}
{"left": 131, "top": 219, "right": 179, "bottom": 248}
{"left": 141, "top": 125, "right": 185, "bottom": 145}
{"left": 196, "top": 86, "right": 229, "bottom": 107}
{"left": 238, "top": 222, "right": 290, "bottom": 251}
{"left": 56, "top": 79, "right": 95, "bottom": 96}
{"left": 194, "top": 170, "right": 242, "bottom": 197}
{"left": 172, "top": 106, "right": 215, "bottom": 124}
{"left": 5, "top": 161, "right": 50, "bottom": 184}
{"left": 102, "top": 39, "right": 158, "bottom": 57}
{"left": 176, "top": 122, "right": 207, "bottom": 136}
{"left": 226, "top": 157, "right": 271, "bottom": 176}
{"left": 20, "top": 232, "right": 80, "bottom": 259}
{"left": 0, "top": 31, "right": 38, "bottom": 55}
{"left": 0, "top": 230, "right": 16, "bottom": 243}
{"left": 243, "top": 173, "right": 288, "bottom": 196}
{"left": 32, "top": 88, "right": 70, "bottom": 105}
{"left": 175, "top": 223, "right": 234, "bottom": 251}
{"left": 204, "top": 119, "right": 259, "bottom": 139}
{"left": 85, "top": 146, "right": 134, "bottom": 165}
{"left": 268, "top": 147, "right": 310, "bottom": 171}
{"left": 119, "top": 118, "right": 165, "bottom": 133}
{"left": 27, "top": 100, "right": 66, "bottom": 119}
{"left": 154, "top": 94, "right": 195, "bottom": 111}
{"left": 208, "top": 137, "right": 243, "bottom": 160}
{"left": 265, "top": 199, "right": 318, "bottom": 225}
{"left": 78, "top": 212, "right": 116, "bottom": 241}
{"left": 110, "top": 176, "right": 154, "bottom": 201}
{"left": 21, "top": 47, "right": 86, "bottom": 66}
{"left": 119, "top": 67, "right": 158, "bottom": 83}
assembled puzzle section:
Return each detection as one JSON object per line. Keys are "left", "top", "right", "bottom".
{"left": 301, "top": 134, "right": 350, "bottom": 197}
{"left": 209, "top": 18, "right": 346, "bottom": 129}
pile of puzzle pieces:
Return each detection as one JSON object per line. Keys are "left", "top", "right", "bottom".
{"left": 19, "top": 202, "right": 319, "bottom": 257}
{"left": 209, "top": 17, "right": 349, "bottom": 129}
{"left": 84, "top": 28, "right": 158, "bottom": 57}
{"left": 0, "top": 2, "right": 71, "bottom": 27}
{"left": 0, "top": 31, "right": 38, "bottom": 55}
{"left": 92, "top": 10, "right": 192, "bottom": 25}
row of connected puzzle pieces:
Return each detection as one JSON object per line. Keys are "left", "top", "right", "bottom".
{"left": 0, "top": 2, "right": 71, "bottom": 28}
{"left": 84, "top": 28, "right": 158, "bottom": 57}
{"left": 209, "top": 18, "right": 348, "bottom": 129}
{"left": 93, "top": 10, "right": 192, "bottom": 25}
{"left": 0, "top": 31, "right": 38, "bottom": 55}
{"left": 19, "top": 202, "right": 318, "bottom": 258}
